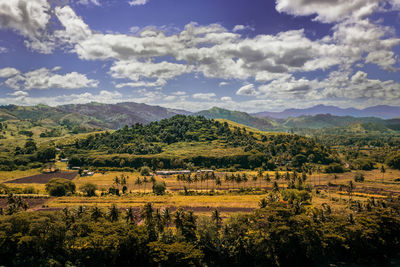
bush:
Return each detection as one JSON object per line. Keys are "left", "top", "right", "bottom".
{"left": 325, "top": 163, "right": 345, "bottom": 173}
{"left": 140, "top": 166, "right": 151, "bottom": 176}
{"left": 45, "top": 178, "right": 76, "bottom": 196}
{"left": 354, "top": 173, "right": 365, "bottom": 182}
{"left": 387, "top": 154, "right": 400, "bottom": 170}
{"left": 153, "top": 181, "right": 166, "bottom": 195}
{"left": 80, "top": 183, "right": 97, "bottom": 197}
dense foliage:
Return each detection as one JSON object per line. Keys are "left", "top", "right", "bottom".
{"left": 66, "top": 115, "right": 336, "bottom": 170}
{"left": 0, "top": 195, "right": 399, "bottom": 266}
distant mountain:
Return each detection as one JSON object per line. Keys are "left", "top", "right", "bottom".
{"left": 0, "top": 102, "right": 190, "bottom": 130}
{"left": 196, "top": 107, "right": 280, "bottom": 131}
{"left": 253, "top": 105, "right": 400, "bottom": 119}
{"left": 282, "top": 114, "right": 386, "bottom": 129}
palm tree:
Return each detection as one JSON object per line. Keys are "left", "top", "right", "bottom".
{"left": 252, "top": 175, "right": 258, "bottom": 189}
{"left": 348, "top": 181, "right": 354, "bottom": 203}
{"left": 259, "top": 198, "right": 268, "bottom": 208}
{"left": 143, "top": 176, "right": 148, "bottom": 192}
{"left": 91, "top": 206, "right": 102, "bottom": 221}
{"left": 193, "top": 174, "right": 199, "bottom": 191}
{"left": 125, "top": 207, "right": 135, "bottom": 224}
{"left": 381, "top": 165, "right": 386, "bottom": 183}
{"left": 142, "top": 203, "right": 154, "bottom": 226}
{"left": 135, "top": 177, "right": 142, "bottom": 193}
{"left": 162, "top": 208, "right": 171, "bottom": 227}
{"left": 174, "top": 208, "right": 184, "bottom": 231}
{"left": 211, "top": 209, "right": 222, "bottom": 229}
{"left": 108, "top": 204, "right": 119, "bottom": 222}
{"left": 224, "top": 174, "right": 230, "bottom": 190}
{"left": 216, "top": 176, "right": 222, "bottom": 190}
{"left": 273, "top": 181, "right": 280, "bottom": 192}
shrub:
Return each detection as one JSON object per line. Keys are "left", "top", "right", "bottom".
{"left": 140, "top": 166, "right": 151, "bottom": 176}
{"left": 325, "top": 163, "right": 345, "bottom": 173}
{"left": 387, "top": 154, "right": 400, "bottom": 170}
{"left": 354, "top": 173, "right": 365, "bottom": 182}
{"left": 45, "top": 178, "right": 76, "bottom": 196}
{"left": 80, "top": 183, "right": 97, "bottom": 197}
{"left": 153, "top": 181, "right": 167, "bottom": 195}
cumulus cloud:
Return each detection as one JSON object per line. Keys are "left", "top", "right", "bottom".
{"left": 236, "top": 84, "right": 259, "bottom": 96}
{"left": 3, "top": 67, "right": 99, "bottom": 90}
{"left": 221, "top": 96, "right": 232, "bottom": 102}
{"left": 0, "top": 0, "right": 54, "bottom": 53}
{"left": 275, "top": 0, "right": 381, "bottom": 23}
{"left": 0, "top": 67, "right": 20, "bottom": 78}
{"left": 76, "top": 0, "right": 101, "bottom": 6}
{"left": 0, "top": 46, "right": 7, "bottom": 53}
{"left": 219, "top": 82, "right": 229, "bottom": 87}
{"left": 129, "top": 0, "right": 149, "bottom": 6}
{"left": 192, "top": 93, "right": 216, "bottom": 100}
{"left": 232, "top": 25, "right": 254, "bottom": 32}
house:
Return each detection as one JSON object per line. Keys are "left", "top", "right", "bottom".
{"left": 81, "top": 170, "right": 95, "bottom": 176}
{"left": 60, "top": 158, "right": 68, "bottom": 162}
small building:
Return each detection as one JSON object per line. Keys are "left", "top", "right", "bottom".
{"left": 60, "top": 158, "right": 68, "bottom": 162}
{"left": 81, "top": 170, "right": 95, "bottom": 177}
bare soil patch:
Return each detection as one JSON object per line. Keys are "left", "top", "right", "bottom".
{"left": 5, "top": 171, "right": 78, "bottom": 184}
{"left": 0, "top": 197, "right": 49, "bottom": 209}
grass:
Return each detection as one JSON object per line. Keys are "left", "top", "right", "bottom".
{"left": 2, "top": 166, "right": 400, "bottom": 215}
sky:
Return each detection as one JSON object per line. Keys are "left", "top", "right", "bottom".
{"left": 0, "top": 0, "right": 400, "bottom": 112}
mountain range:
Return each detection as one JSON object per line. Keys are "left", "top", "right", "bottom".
{"left": 0, "top": 102, "right": 399, "bottom": 132}
{"left": 253, "top": 104, "right": 400, "bottom": 119}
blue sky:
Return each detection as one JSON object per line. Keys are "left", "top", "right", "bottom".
{"left": 0, "top": 0, "right": 400, "bottom": 112}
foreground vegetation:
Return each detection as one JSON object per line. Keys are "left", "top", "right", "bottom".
{"left": 1, "top": 192, "right": 399, "bottom": 266}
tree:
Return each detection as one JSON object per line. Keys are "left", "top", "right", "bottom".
{"left": 135, "top": 177, "right": 142, "bottom": 192}
{"left": 354, "top": 173, "right": 365, "bottom": 182}
{"left": 45, "top": 178, "right": 75, "bottom": 196}
{"left": 80, "top": 183, "right": 97, "bottom": 197}
{"left": 125, "top": 207, "right": 136, "bottom": 224}
{"left": 211, "top": 209, "right": 222, "bottom": 230}
{"left": 348, "top": 181, "right": 355, "bottom": 202}
{"left": 108, "top": 204, "right": 120, "bottom": 222}
{"left": 153, "top": 181, "right": 167, "bottom": 195}
{"left": 140, "top": 166, "right": 151, "bottom": 176}
{"left": 381, "top": 165, "right": 386, "bottom": 183}
{"left": 91, "top": 206, "right": 103, "bottom": 221}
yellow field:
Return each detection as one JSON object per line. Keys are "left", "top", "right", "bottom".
{"left": 1, "top": 167, "right": 400, "bottom": 215}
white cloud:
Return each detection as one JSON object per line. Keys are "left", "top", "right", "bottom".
{"left": 0, "top": 46, "right": 7, "bottom": 53}
{"left": 236, "top": 84, "right": 258, "bottom": 96}
{"left": 76, "top": 0, "right": 101, "bottom": 6}
{"left": 192, "top": 93, "right": 216, "bottom": 100}
{"left": 221, "top": 96, "right": 232, "bottom": 102}
{"left": 275, "top": 0, "right": 381, "bottom": 23}
{"left": 129, "top": 0, "right": 149, "bottom": 6}
{"left": 7, "top": 90, "right": 28, "bottom": 97}
{"left": 0, "top": 0, "right": 54, "bottom": 53}
{"left": 232, "top": 25, "right": 254, "bottom": 32}
{"left": 219, "top": 82, "right": 228, "bottom": 87}
{"left": 3, "top": 67, "right": 99, "bottom": 90}
{"left": 0, "top": 67, "right": 20, "bottom": 78}
{"left": 110, "top": 60, "right": 192, "bottom": 88}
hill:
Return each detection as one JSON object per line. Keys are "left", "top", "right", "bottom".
{"left": 60, "top": 115, "right": 336, "bottom": 171}
{"left": 196, "top": 107, "right": 279, "bottom": 131}
{"left": 282, "top": 114, "right": 386, "bottom": 129}
{"left": 254, "top": 104, "right": 400, "bottom": 119}
{"left": 0, "top": 102, "right": 190, "bottom": 130}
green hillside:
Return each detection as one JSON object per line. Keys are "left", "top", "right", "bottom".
{"left": 196, "top": 107, "right": 280, "bottom": 131}
{"left": 59, "top": 115, "right": 337, "bottom": 171}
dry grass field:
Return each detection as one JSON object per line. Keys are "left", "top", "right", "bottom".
{"left": 2, "top": 166, "right": 400, "bottom": 215}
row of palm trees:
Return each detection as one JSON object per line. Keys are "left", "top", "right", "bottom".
{"left": 175, "top": 171, "right": 308, "bottom": 191}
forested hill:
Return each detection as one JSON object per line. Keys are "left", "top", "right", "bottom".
{"left": 65, "top": 115, "right": 337, "bottom": 170}
{"left": 0, "top": 102, "right": 189, "bottom": 130}
{"left": 195, "top": 107, "right": 280, "bottom": 131}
